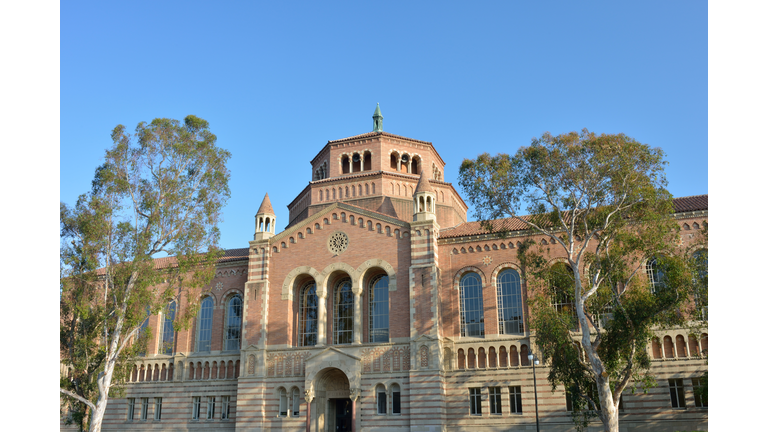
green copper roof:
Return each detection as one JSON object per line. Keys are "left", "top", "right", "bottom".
{"left": 372, "top": 103, "right": 383, "bottom": 132}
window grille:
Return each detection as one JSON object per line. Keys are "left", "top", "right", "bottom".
{"left": 469, "top": 388, "right": 482, "bottom": 415}
{"left": 669, "top": 379, "right": 686, "bottom": 408}
{"left": 140, "top": 398, "right": 148, "bottom": 420}
{"left": 377, "top": 385, "right": 387, "bottom": 415}
{"left": 298, "top": 283, "right": 318, "bottom": 347}
{"left": 154, "top": 398, "right": 162, "bottom": 420}
{"left": 207, "top": 396, "right": 215, "bottom": 420}
{"left": 161, "top": 301, "right": 176, "bottom": 355}
{"left": 692, "top": 378, "right": 707, "bottom": 407}
{"left": 292, "top": 388, "right": 300, "bottom": 416}
{"left": 127, "top": 398, "right": 135, "bottom": 421}
{"left": 197, "top": 297, "right": 213, "bottom": 351}
{"left": 550, "top": 263, "right": 578, "bottom": 331}
{"left": 369, "top": 275, "right": 389, "bottom": 343}
{"left": 279, "top": 388, "right": 287, "bottom": 416}
{"left": 221, "top": 396, "right": 231, "bottom": 419}
{"left": 496, "top": 269, "right": 524, "bottom": 334}
{"left": 392, "top": 384, "right": 401, "bottom": 414}
{"left": 460, "top": 273, "right": 485, "bottom": 337}
{"left": 192, "top": 396, "right": 201, "bottom": 420}
{"left": 225, "top": 296, "right": 243, "bottom": 351}
{"left": 509, "top": 386, "right": 522, "bottom": 414}
{"left": 489, "top": 387, "right": 502, "bottom": 415}
{"left": 333, "top": 278, "right": 354, "bottom": 344}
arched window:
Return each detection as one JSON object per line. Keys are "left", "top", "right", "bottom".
{"left": 225, "top": 295, "right": 243, "bottom": 351}
{"left": 298, "top": 282, "right": 318, "bottom": 347}
{"left": 692, "top": 249, "right": 708, "bottom": 320}
{"left": 279, "top": 388, "right": 287, "bottom": 416}
{"left": 496, "top": 269, "right": 524, "bottom": 334}
{"left": 376, "top": 384, "right": 387, "bottom": 415}
{"left": 197, "top": 297, "right": 214, "bottom": 352}
{"left": 161, "top": 301, "right": 176, "bottom": 355}
{"left": 292, "top": 388, "right": 301, "bottom": 416}
{"left": 392, "top": 383, "right": 401, "bottom": 414}
{"left": 137, "top": 306, "right": 150, "bottom": 356}
{"left": 369, "top": 275, "right": 389, "bottom": 343}
{"left": 333, "top": 278, "right": 354, "bottom": 344}
{"left": 550, "top": 262, "right": 578, "bottom": 330}
{"left": 646, "top": 256, "right": 668, "bottom": 294}
{"left": 459, "top": 273, "right": 485, "bottom": 337}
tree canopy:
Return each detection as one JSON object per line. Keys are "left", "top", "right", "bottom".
{"left": 459, "top": 129, "right": 704, "bottom": 432}
{"left": 60, "top": 115, "right": 231, "bottom": 432}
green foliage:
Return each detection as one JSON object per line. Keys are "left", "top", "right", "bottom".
{"left": 460, "top": 129, "right": 702, "bottom": 432}
{"left": 60, "top": 116, "right": 231, "bottom": 431}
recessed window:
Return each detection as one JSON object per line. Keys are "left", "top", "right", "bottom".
{"left": 509, "top": 386, "right": 522, "bottom": 414}
{"left": 225, "top": 296, "right": 243, "bottom": 351}
{"left": 469, "top": 388, "right": 482, "bottom": 415}
{"left": 221, "top": 396, "right": 231, "bottom": 420}
{"left": 497, "top": 269, "right": 524, "bottom": 334}
{"left": 161, "top": 301, "right": 176, "bottom": 355}
{"left": 140, "top": 397, "right": 149, "bottom": 421}
{"left": 192, "top": 396, "right": 201, "bottom": 420}
{"left": 669, "top": 379, "right": 686, "bottom": 408}
{"left": 646, "top": 256, "right": 668, "bottom": 294}
{"left": 299, "top": 282, "right": 318, "bottom": 347}
{"left": 197, "top": 297, "right": 214, "bottom": 352}
{"left": 550, "top": 263, "right": 578, "bottom": 331}
{"left": 154, "top": 398, "right": 162, "bottom": 420}
{"left": 377, "top": 385, "right": 387, "bottom": 415}
{"left": 369, "top": 275, "right": 389, "bottom": 343}
{"left": 207, "top": 396, "right": 216, "bottom": 420}
{"left": 692, "top": 378, "right": 707, "bottom": 408}
{"left": 392, "top": 384, "right": 401, "bottom": 415}
{"left": 279, "top": 388, "right": 288, "bottom": 417}
{"left": 489, "top": 387, "right": 502, "bottom": 415}
{"left": 127, "top": 398, "right": 135, "bottom": 421}
{"left": 333, "top": 278, "right": 354, "bottom": 344}
{"left": 292, "top": 388, "right": 301, "bottom": 416}
{"left": 460, "top": 273, "right": 485, "bottom": 337}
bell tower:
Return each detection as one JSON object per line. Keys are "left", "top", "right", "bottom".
{"left": 254, "top": 193, "right": 276, "bottom": 240}
{"left": 413, "top": 171, "right": 436, "bottom": 222}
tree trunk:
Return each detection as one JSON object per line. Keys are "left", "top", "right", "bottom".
{"left": 89, "top": 364, "right": 115, "bottom": 432}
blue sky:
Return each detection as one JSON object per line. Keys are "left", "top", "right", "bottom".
{"left": 60, "top": 1, "right": 708, "bottom": 252}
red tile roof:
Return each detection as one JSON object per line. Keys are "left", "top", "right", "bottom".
{"left": 327, "top": 131, "right": 432, "bottom": 146}
{"left": 440, "top": 195, "right": 708, "bottom": 239}
{"left": 256, "top": 193, "right": 275, "bottom": 215}
{"left": 672, "top": 194, "right": 708, "bottom": 212}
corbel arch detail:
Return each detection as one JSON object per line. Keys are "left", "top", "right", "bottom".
{"left": 319, "top": 262, "right": 360, "bottom": 296}
{"left": 281, "top": 266, "right": 322, "bottom": 301}
{"left": 453, "top": 265, "right": 487, "bottom": 290}
{"left": 355, "top": 258, "right": 397, "bottom": 292}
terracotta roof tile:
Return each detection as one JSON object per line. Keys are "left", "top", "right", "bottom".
{"left": 414, "top": 171, "right": 432, "bottom": 194}
{"left": 327, "top": 131, "right": 432, "bottom": 146}
{"left": 256, "top": 193, "right": 274, "bottom": 215}
{"left": 440, "top": 195, "right": 708, "bottom": 239}
{"left": 672, "top": 194, "right": 708, "bottom": 212}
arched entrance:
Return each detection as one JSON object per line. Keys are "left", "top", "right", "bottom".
{"left": 310, "top": 367, "right": 356, "bottom": 432}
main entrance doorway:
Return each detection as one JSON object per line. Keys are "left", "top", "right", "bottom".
{"left": 327, "top": 398, "right": 352, "bottom": 431}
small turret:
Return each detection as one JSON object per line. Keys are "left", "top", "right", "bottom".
{"left": 372, "top": 103, "right": 383, "bottom": 132}
{"left": 254, "top": 193, "right": 276, "bottom": 240}
{"left": 413, "top": 171, "right": 436, "bottom": 221}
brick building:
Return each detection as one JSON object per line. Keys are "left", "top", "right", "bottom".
{"left": 94, "top": 106, "right": 708, "bottom": 431}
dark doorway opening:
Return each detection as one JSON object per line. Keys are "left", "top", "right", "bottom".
{"left": 328, "top": 398, "right": 352, "bottom": 431}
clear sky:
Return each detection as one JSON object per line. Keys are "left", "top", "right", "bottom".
{"left": 60, "top": 1, "right": 708, "bottom": 252}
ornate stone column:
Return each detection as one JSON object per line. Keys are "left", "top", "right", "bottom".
{"left": 352, "top": 284, "right": 362, "bottom": 344}
{"left": 350, "top": 388, "right": 360, "bottom": 432}
{"left": 305, "top": 388, "right": 314, "bottom": 432}
{"left": 317, "top": 291, "right": 327, "bottom": 346}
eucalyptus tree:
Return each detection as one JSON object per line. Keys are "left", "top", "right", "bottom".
{"left": 60, "top": 115, "right": 231, "bottom": 432}
{"left": 459, "top": 129, "right": 697, "bottom": 432}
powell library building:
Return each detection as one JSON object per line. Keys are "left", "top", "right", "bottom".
{"left": 82, "top": 107, "right": 708, "bottom": 431}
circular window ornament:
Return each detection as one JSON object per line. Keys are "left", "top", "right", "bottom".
{"left": 328, "top": 231, "right": 349, "bottom": 255}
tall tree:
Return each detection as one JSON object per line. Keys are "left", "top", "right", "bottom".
{"left": 458, "top": 129, "right": 699, "bottom": 432}
{"left": 60, "top": 115, "right": 231, "bottom": 432}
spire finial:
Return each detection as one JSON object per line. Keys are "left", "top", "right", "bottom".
{"left": 372, "top": 103, "right": 383, "bottom": 132}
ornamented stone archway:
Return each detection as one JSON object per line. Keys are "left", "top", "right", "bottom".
{"left": 304, "top": 348, "right": 362, "bottom": 432}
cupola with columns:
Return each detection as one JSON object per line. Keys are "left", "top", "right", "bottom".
{"left": 254, "top": 193, "right": 276, "bottom": 240}
{"left": 413, "top": 171, "right": 436, "bottom": 222}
